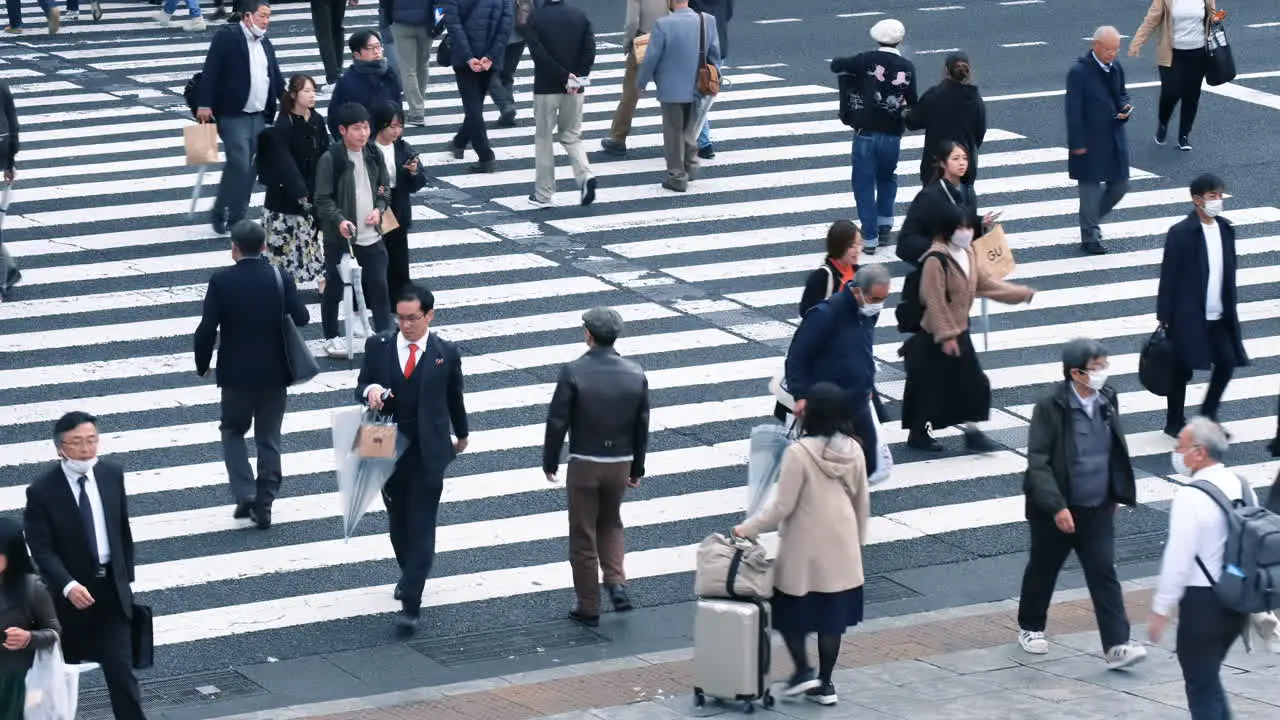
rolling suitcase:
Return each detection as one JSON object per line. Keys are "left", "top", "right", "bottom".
{"left": 692, "top": 597, "right": 774, "bottom": 713}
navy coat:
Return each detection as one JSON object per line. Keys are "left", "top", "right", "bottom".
{"left": 196, "top": 23, "right": 285, "bottom": 119}
{"left": 1064, "top": 53, "right": 1130, "bottom": 183}
{"left": 439, "top": 0, "right": 512, "bottom": 69}
{"left": 328, "top": 65, "right": 404, "bottom": 140}
{"left": 1156, "top": 213, "right": 1249, "bottom": 371}
{"left": 784, "top": 283, "right": 877, "bottom": 404}
{"left": 193, "top": 256, "right": 311, "bottom": 389}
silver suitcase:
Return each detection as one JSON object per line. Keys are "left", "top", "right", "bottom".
{"left": 692, "top": 597, "right": 774, "bottom": 713}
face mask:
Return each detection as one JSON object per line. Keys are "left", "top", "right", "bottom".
{"left": 1203, "top": 198, "right": 1224, "bottom": 217}
{"left": 61, "top": 455, "right": 98, "bottom": 476}
{"left": 951, "top": 229, "right": 974, "bottom": 248}
{"left": 860, "top": 302, "right": 884, "bottom": 317}
{"left": 1085, "top": 370, "right": 1108, "bottom": 391}
{"left": 1171, "top": 449, "right": 1192, "bottom": 477}
{"left": 247, "top": 21, "right": 266, "bottom": 38}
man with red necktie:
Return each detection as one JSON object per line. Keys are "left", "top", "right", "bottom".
{"left": 356, "top": 282, "right": 469, "bottom": 632}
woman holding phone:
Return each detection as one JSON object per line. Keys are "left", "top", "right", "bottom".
{"left": 372, "top": 101, "right": 428, "bottom": 306}
{"left": 896, "top": 141, "right": 999, "bottom": 269}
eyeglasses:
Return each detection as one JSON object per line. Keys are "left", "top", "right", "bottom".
{"left": 395, "top": 313, "right": 426, "bottom": 324}
{"left": 61, "top": 437, "right": 99, "bottom": 448}
{"left": 364, "top": 43, "right": 383, "bottom": 52}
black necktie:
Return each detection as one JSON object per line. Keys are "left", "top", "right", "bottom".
{"left": 77, "top": 476, "right": 100, "bottom": 564}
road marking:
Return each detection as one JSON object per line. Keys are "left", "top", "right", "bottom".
{"left": 755, "top": 18, "right": 801, "bottom": 24}
{"left": 1204, "top": 81, "right": 1280, "bottom": 110}
{"left": 917, "top": 47, "right": 962, "bottom": 55}
{"left": 837, "top": 11, "right": 884, "bottom": 17}
{"left": 1001, "top": 0, "right": 1044, "bottom": 4}
{"left": 920, "top": 5, "right": 965, "bottom": 10}
{"left": 1246, "top": 22, "right": 1280, "bottom": 28}
{"left": 1002, "top": 41, "right": 1048, "bottom": 47}
{"left": 982, "top": 70, "right": 1280, "bottom": 103}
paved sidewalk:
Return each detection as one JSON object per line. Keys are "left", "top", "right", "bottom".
{"left": 217, "top": 579, "right": 1280, "bottom": 720}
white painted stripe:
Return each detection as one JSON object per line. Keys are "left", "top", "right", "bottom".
{"left": 919, "top": 5, "right": 965, "bottom": 10}
{"left": 1002, "top": 234, "right": 1280, "bottom": 281}
{"left": 1008, "top": 207, "right": 1280, "bottom": 249}
{"left": 1001, "top": 0, "right": 1044, "bottom": 5}
{"left": 1204, "top": 82, "right": 1280, "bottom": 110}
{"left": 838, "top": 11, "right": 884, "bottom": 17}
{"left": 9, "top": 82, "right": 83, "bottom": 94}
{"left": 14, "top": 93, "right": 121, "bottom": 109}
{"left": 917, "top": 48, "right": 962, "bottom": 55}
{"left": 23, "top": 117, "right": 191, "bottom": 143}
{"left": 1247, "top": 22, "right": 1280, "bottom": 28}
{"left": 494, "top": 156, "right": 1093, "bottom": 210}
{"left": 1002, "top": 41, "right": 1048, "bottom": 48}
{"left": 21, "top": 106, "right": 162, "bottom": 126}
{"left": 552, "top": 169, "right": 1175, "bottom": 236}
{"left": 983, "top": 70, "right": 1280, "bottom": 103}
{"left": 755, "top": 18, "right": 802, "bottom": 24}
{"left": 0, "top": 70, "right": 42, "bottom": 80}
{"left": 1006, "top": 373, "right": 1280, "bottom": 420}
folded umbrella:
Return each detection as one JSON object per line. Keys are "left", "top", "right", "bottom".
{"left": 745, "top": 421, "right": 794, "bottom": 518}
{"left": 188, "top": 166, "right": 207, "bottom": 218}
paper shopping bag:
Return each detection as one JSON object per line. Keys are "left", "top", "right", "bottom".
{"left": 356, "top": 418, "right": 397, "bottom": 459}
{"left": 380, "top": 208, "right": 400, "bottom": 234}
{"left": 183, "top": 123, "right": 219, "bottom": 166}
{"left": 973, "top": 223, "right": 1015, "bottom": 280}
{"left": 632, "top": 33, "right": 650, "bottom": 63}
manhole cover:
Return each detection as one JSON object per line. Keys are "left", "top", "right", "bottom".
{"left": 409, "top": 620, "right": 605, "bottom": 666}
{"left": 863, "top": 575, "right": 921, "bottom": 604}
{"left": 1065, "top": 531, "right": 1166, "bottom": 569}
{"left": 78, "top": 669, "right": 266, "bottom": 719}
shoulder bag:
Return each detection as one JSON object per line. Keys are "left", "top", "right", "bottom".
{"left": 695, "top": 12, "right": 720, "bottom": 96}
{"left": 1204, "top": 8, "right": 1236, "bottom": 86}
{"left": 272, "top": 265, "right": 321, "bottom": 385}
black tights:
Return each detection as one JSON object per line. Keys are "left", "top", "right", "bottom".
{"left": 783, "top": 632, "right": 841, "bottom": 682}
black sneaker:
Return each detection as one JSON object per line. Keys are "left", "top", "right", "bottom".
{"left": 1178, "top": 135, "right": 1192, "bottom": 151}
{"left": 497, "top": 109, "right": 517, "bottom": 128}
{"left": 568, "top": 608, "right": 599, "bottom": 627}
{"left": 877, "top": 224, "right": 894, "bottom": 246}
{"left": 782, "top": 669, "right": 820, "bottom": 697}
{"left": 580, "top": 176, "right": 597, "bottom": 206}
{"left": 606, "top": 583, "right": 633, "bottom": 612}
{"left": 211, "top": 208, "right": 227, "bottom": 235}
{"left": 907, "top": 429, "right": 943, "bottom": 452}
{"left": 805, "top": 680, "right": 838, "bottom": 706}
{"left": 232, "top": 501, "right": 253, "bottom": 519}
{"left": 1155, "top": 123, "right": 1168, "bottom": 145}
{"left": 697, "top": 144, "right": 715, "bottom": 159}
{"left": 600, "top": 138, "right": 626, "bottom": 155}
{"left": 1080, "top": 240, "right": 1107, "bottom": 255}
{"left": 468, "top": 160, "right": 496, "bottom": 174}
{"left": 394, "top": 602, "right": 420, "bottom": 633}
{"left": 964, "top": 429, "right": 1000, "bottom": 453}
{"left": 1268, "top": 436, "right": 1280, "bottom": 458}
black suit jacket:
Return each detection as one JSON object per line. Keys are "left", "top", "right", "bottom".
{"left": 24, "top": 462, "right": 136, "bottom": 658}
{"left": 194, "top": 256, "right": 310, "bottom": 389}
{"left": 355, "top": 331, "right": 469, "bottom": 477}
{"left": 1156, "top": 213, "right": 1248, "bottom": 371}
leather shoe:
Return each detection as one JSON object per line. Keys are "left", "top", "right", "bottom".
{"left": 211, "top": 208, "right": 227, "bottom": 235}
{"left": 249, "top": 506, "right": 271, "bottom": 530}
{"left": 394, "top": 602, "right": 420, "bottom": 634}
{"left": 1080, "top": 241, "right": 1107, "bottom": 255}
{"left": 606, "top": 584, "right": 633, "bottom": 612}
{"left": 568, "top": 608, "right": 599, "bottom": 627}
{"left": 600, "top": 138, "right": 626, "bottom": 155}
{"left": 232, "top": 501, "right": 253, "bottom": 519}
{"left": 468, "top": 160, "right": 496, "bottom": 174}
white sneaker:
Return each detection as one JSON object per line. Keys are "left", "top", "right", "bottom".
{"left": 186, "top": 17, "right": 206, "bottom": 31}
{"left": 1018, "top": 630, "right": 1049, "bottom": 655}
{"left": 64, "top": 9, "right": 78, "bottom": 21}
{"left": 324, "top": 337, "right": 350, "bottom": 359}
{"left": 154, "top": 11, "right": 173, "bottom": 26}
{"left": 1105, "top": 641, "right": 1148, "bottom": 670}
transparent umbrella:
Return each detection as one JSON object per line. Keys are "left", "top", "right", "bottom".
{"left": 332, "top": 407, "right": 408, "bottom": 540}
{"left": 746, "top": 421, "right": 794, "bottom": 518}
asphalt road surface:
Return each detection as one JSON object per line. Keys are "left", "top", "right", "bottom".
{"left": 0, "top": 0, "right": 1277, "bottom": 715}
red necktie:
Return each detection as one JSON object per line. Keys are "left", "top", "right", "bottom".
{"left": 404, "top": 343, "right": 418, "bottom": 378}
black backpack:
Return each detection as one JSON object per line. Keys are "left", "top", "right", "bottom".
{"left": 183, "top": 72, "right": 202, "bottom": 119}
{"left": 895, "top": 251, "right": 950, "bottom": 334}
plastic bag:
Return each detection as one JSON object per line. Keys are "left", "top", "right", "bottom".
{"left": 866, "top": 396, "right": 893, "bottom": 486}
{"left": 24, "top": 643, "right": 78, "bottom": 720}
{"left": 333, "top": 407, "right": 408, "bottom": 540}
{"left": 746, "top": 421, "right": 795, "bottom": 518}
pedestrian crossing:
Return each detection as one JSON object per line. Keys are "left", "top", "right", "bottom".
{"left": 2, "top": 3, "right": 1279, "bottom": 695}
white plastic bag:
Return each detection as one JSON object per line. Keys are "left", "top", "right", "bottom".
{"left": 866, "top": 396, "right": 893, "bottom": 486}
{"left": 25, "top": 642, "right": 78, "bottom": 720}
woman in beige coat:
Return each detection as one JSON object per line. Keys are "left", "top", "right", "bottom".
{"left": 1127, "top": 0, "right": 1216, "bottom": 150}
{"left": 733, "top": 382, "right": 869, "bottom": 708}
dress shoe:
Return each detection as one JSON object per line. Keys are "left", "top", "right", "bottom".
{"left": 877, "top": 224, "right": 894, "bottom": 246}
{"left": 1080, "top": 240, "right": 1107, "bottom": 255}
{"left": 600, "top": 138, "right": 626, "bottom": 155}
{"left": 468, "top": 160, "right": 496, "bottom": 174}
{"left": 232, "top": 501, "right": 253, "bottom": 519}
{"left": 394, "top": 602, "right": 421, "bottom": 633}
{"left": 1155, "top": 123, "right": 1168, "bottom": 145}
{"left": 211, "top": 208, "right": 227, "bottom": 235}
{"left": 964, "top": 429, "right": 1000, "bottom": 453}
{"left": 444, "top": 140, "right": 464, "bottom": 160}
{"left": 249, "top": 506, "right": 271, "bottom": 530}
{"left": 606, "top": 584, "right": 634, "bottom": 612}
{"left": 697, "top": 144, "right": 715, "bottom": 159}
{"left": 1269, "top": 436, "right": 1280, "bottom": 458}
{"left": 497, "top": 109, "right": 517, "bottom": 128}
{"left": 568, "top": 608, "right": 599, "bottom": 627}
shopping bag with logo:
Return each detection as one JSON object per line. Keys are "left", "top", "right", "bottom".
{"left": 183, "top": 123, "right": 219, "bottom": 166}
{"left": 24, "top": 642, "right": 78, "bottom": 720}
{"left": 356, "top": 409, "right": 398, "bottom": 459}
{"left": 973, "top": 223, "right": 1015, "bottom": 280}
{"left": 865, "top": 396, "right": 894, "bottom": 486}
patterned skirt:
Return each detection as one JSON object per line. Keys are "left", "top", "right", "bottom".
{"left": 264, "top": 210, "right": 324, "bottom": 284}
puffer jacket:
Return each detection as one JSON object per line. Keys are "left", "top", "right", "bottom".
{"left": 440, "top": 0, "right": 512, "bottom": 68}
{"left": 391, "top": 0, "right": 435, "bottom": 26}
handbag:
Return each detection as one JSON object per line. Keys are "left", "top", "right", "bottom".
{"left": 1204, "top": 9, "right": 1236, "bottom": 86}
{"left": 435, "top": 33, "right": 453, "bottom": 67}
{"left": 1138, "top": 326, "right": 1181, "bottom": 397}
{"left": 131, "top": 603, "right": 154, "bottom": 670}
{"left": 271, "top": 265, "right": 321, "bottom": 386}
{"left": 380, "top": 208, "right": 400, "bottom": 234}
{"left": 694, "top": 532, "right": 774, "bottom": 599}
{"left": 695, "top": 13, "right": 720, "bottom": 96}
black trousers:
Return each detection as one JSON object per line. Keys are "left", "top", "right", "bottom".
{"left": 69, "top": 569, "right": 146, "bottom": 720}
{"left": 1177, "top": 587, "right": 1245, "bottom": 719}
{"left": 1017, "top": 506, "right": 1130, "bottom": 651}
{"left": 487, "top": 42, "right": 525, "bottom": 113}
{"left": 1167, "top": 319, "right": 1237, "bottom": 429}
{"left": 219, "top": 385, "right": 287, "bottom": 510}
{"left": 1158, "top": 48, "right": 1208, "bottom": 138}
{"left": 320, "top": 238, "right": 393, "bottom": 339}
{"left": 382, "top": 225, "right": 410, "bottom": 308}
{"left": 310, "top": 0, "right": 347, "bottom": 84}
{"left": 451, "top": 67, "right": 495, "bottom": 162}
{"left": 381, "top": 440, "right": 444, "bottom": 606}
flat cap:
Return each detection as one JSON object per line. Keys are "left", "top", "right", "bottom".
{"left": 870, "top": 18, "right": 905, "bottom": 46}
{"left": 582, "top": 307, "right": 624, "bottom": 341}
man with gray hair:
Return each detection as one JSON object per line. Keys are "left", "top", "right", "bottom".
{"left": 1150, "top": 417, "right": 1254, "bottom": 718}
{"left": 785, "top": 264, "right": 891, "bottom": 474}
{"left": 1066, "top": 25, "right": 1133, "bottom": 255}
{"left": 543, "top": 307, "right": 650, "bottom": 627}
{"left": 1017, "top": 338, "right": 1145, "bottom": 668}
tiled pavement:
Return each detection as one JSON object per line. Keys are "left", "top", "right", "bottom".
{"left": 216, "top": 580, "right": 1280, "bottom": 720}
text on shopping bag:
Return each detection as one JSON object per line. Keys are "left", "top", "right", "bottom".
{"left": 973, "top": 223, "right": 1015, "bottom": 280}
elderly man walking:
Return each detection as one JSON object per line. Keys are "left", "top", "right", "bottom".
{"left": 1067, "top": 26, "right": 1133, "bottom": 255}
{"left": 634, "top": 0, "right": 719, "bottom": 192}
{"left": 602, "top": 0, "right": 669, "bottom": 155}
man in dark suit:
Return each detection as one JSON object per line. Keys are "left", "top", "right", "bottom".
{"left": 1156, "top": 172, "right": 1249, "bottom": 438}
{"left": 24, "top": 411, "right": 146, "bottom": 720}
{"left": 195, "top": 0, "right": 285, "bottom": 234}
{"left": 194, "top": 220, "right": 309, "bottom": 529}
{"left": 356, "top": 282, "right": 469, "bottom": 630}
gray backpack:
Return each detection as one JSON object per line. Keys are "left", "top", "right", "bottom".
{"left": 1192, "top": 477, "right": 1280, "bottom": 613}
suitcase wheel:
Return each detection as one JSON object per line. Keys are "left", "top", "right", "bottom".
{"left": 693, "top": 689, "right": 705, "bottom": 708}
{"left": 742, "top": 699, "right": 754, "bottom": 714}
{"left": 762, "top": 690, "right": 775, "bottom": 709}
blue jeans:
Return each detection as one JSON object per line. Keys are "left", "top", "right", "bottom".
{"left": 214, "top": 112, "right": 266, "bottom": 226}
{"left": 850, "top": 131, "right": 902, "bottom": 249}
{"left": 163, "top": 0, "right": 201, "bottom": 16}
{"left": 696, "top": 56, "right": 722, "bottom": 149}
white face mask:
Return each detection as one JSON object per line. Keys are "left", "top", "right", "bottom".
{"left": 1170, "top": 449, "right": 1193, "bottom": 477}
{"left": 1084, "top": 369, "right": 1108, "bottom": 391}
{"left": 951, "top": 229, "right": 974, "bottom": 248}
{"left": 860, "top": 303, "right": 884, "bottom": 317}
{"left": 61, "top": 455, "right": 99, "bottom": 476}
{"left": 246, "top": 20, "right": 266, "bottom": 38}
{"left": 1203, "top": 198, "right": 1224, "bottom": 217}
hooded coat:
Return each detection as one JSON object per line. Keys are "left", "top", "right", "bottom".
{"left": 737, "top": 434, "right": 869, "bottom": 596}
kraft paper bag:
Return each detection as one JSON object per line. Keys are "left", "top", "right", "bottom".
{"left": 380, "top": 208, "right": 399, "bottom": 234}
{"left": 183, "top": 123, "right": 219, "bottom": 166}
{"left": 356, "top": 422, "right": 397, "bottom": 459}
{"left": 632, "top": 33, "right": 650, "bottom": 63}
{"left": 974, "top": 223, "right": 1015, "bottom": 280}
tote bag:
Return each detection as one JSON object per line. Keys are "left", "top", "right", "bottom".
{"left": 1205, "top": 12, "right": 1237, "bottom": 86}
{"left": 272, "top": 265, "right": 321, "bottom": 385}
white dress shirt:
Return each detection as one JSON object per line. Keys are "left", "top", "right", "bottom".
{"left": 62, "top": 463, "right": 111, "bottom": 597}
{"left": 242, "top": 24, "right": 270, "bottom": 114}
{"left": 1202, "top": 218, "right": 1224, "bottom": 321}
{"left": 363, "top": 332, "right": 430, "bottom": 400}
{"left": 1152, "top": 463, "right": 1256, "bottom": 615}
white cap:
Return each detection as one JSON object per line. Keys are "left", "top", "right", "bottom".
{"left": 870, "top": 19, "right": 906, "bottom": 46}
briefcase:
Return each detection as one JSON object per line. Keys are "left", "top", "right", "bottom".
{"left": 131, "top": 603, "right": 154, "bottom": 670}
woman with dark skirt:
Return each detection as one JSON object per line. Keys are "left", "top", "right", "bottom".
{"left": 260, "top": 73, "right": 329, "bottom": 293}
{"left": 735, "top": 382, "right": 869, "bottom": 707}
{"left": 905, "top": 52, "right": 987, "bottom": 185}
{"left": 371, "top": 100, "right": 428, "bottom": 305}
{"left": 900, "top": 203, "right": 1035, "bottom": 452}
{"left": 0, "top": 518, "right": 61, "bottom": 716}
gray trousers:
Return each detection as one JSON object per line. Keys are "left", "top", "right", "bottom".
{"left": 533, "top": 93, "right": 592, "bottom": 202}
{"left": 391, "top": 23, "right": 431, "bottom": 121}
{"left": 659, "top": 101, "right": 701, "bottom": 184}
{"left": 1077, "top": 179, "right": 1129, "bottom": 243}
{"left": 219, "top": 385, "right": 287, "bottom": 509}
